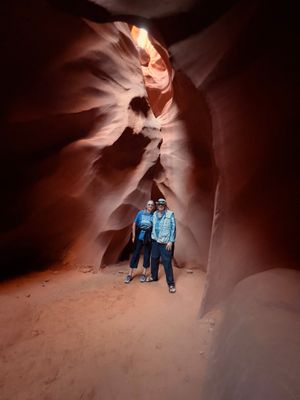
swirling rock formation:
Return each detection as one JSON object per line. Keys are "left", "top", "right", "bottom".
{"left": 0, "top": 0, "right": 217, "bottom": 276}
{"left": 1, "top": 1, "right": 299, "bottom": 396}
{"left": 0, "top": 6, "right": 164, "bottom": 273}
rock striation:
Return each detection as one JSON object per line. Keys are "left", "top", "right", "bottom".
{"left": 1, "top": 0, "right": 300, "bottom": 397}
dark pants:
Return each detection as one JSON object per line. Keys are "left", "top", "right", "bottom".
{"left": 150, "top": 240, "right": 175, "bottom": 286}
{"left": 130, "top": 240, "right": 152, "bottom": 269}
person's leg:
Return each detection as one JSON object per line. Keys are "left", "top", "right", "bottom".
{"left": 140, "top": 241, "right": 152, "bottom": 282}
{"left": 130, "top": 240, "right": 143, "bottom": 269}
{"left": 149, "top": 240, "right": 160, "bottom": 281}
{"left": 143, "top": 241, "right": 152, "bottom": 268}
{"left": 160, "top": 244, "right": 175, "bottom": 287}
{"left": 125, "top": 240, "right": 142, "bottom": 283}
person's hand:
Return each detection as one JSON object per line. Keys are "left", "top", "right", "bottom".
{"left": 166, "top": 242, "right": 173, "bottom": 251}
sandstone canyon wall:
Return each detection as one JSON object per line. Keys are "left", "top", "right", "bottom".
{"left": 1, "top": 0, "right": 298, "bottom": 306}
{"left": 1, "top": 0, "right": 300, "bottom": 399}
{"left": 1, "top": 0, "right": 215, "bottom": 276}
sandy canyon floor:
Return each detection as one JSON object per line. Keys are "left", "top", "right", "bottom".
{"left": 0, "top": 263, "right": 220, "bottom": 400}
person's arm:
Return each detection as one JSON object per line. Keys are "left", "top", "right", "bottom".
{"left": 132, "top": 222, "right": 136, "bottom": 243}
{"left": 151, "top": 212, "right": 156, "bottom": 240}
{"left": 166, "top": 213, "right": 176, "bottom": 251}
{"left": 132, "top": 211, "right": 141, "bottom": 243}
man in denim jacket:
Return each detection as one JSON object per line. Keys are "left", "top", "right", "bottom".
{"left": 147, "top": 198, "right": 176, "bottom": 293}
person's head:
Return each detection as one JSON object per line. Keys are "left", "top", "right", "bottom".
{"left": 156, "top": 198, "right": 167, "bottom": 211}
{"left": 146, "top": 200, "right": 155, "bottom": 212}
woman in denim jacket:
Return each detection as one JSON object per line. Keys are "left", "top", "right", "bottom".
{"left": 147, "top": 198, "right": 176, "bottom": 293}
{"left": 124, "top": 200, "right": 155, "bottom": 283}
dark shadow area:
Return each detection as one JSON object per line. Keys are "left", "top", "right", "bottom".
{"left": 142, "top": 155, "right": 164, "bottom": 180}
{"left": 48, "top": 0, "right": 111, "bottom": 23}
{"left": 100, "top": 226, "right": 132, "bottom": 266}
{"left": 0, "top": 198, "right": 87, "bottom": 280}
{"left": 1, "top": 108, "right": 100, "bottom": 161}
{"left": 48, "top": 0, "right": 242, "bottom": 46}
{"left": 172, "top": 72, "right": 216, "bottom": 194}
{"left": 129, "top": 97, "right": 150, "bottom": 117}
{"left": 151, "top": 180, "right": 164, "bottom": 201}
{"left": 119, "top": 236, "right": 134, "bottom": 262}
{"left": 93, "top": 127, "right": 151, "bottom": 173}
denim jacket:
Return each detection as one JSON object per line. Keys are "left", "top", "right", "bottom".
{"left": 151, "top": 210, "right": 176, "bottom": 244}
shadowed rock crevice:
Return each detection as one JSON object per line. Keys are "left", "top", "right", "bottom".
{"left": 141, "top": 155, "right": 164, "bottom": 181}
{"left": 98, "top": 226, "right": 132, "bottom": 267}
{"left": 151, "top": 180, "right": 165, "bottom": 201}
{"left": 93, "top": 128, "right": 151, "bottom": 173}
{"left": 129, "top": 97, "right": 150, "bottom": 117}
{"left": 172, "top": 71, "right": 216, "bottom": 197}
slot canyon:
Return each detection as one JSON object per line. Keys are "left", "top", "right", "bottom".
{"left": 0, "top": 0, "right": 299, "bottom": 399}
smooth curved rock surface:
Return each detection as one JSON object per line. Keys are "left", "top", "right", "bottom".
{"left": 201, "top": 269, "right": 300, "bottom": 400}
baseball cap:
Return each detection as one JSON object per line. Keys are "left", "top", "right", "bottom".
{"left": 156, "top": 198, "right": 167, "bottom": 205}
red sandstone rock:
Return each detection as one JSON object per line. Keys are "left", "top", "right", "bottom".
{"left": 1, "top": 0, "right": 300, "bottom": 397}
{"left": 201, "top": 269, "right": 300, "bottom": 400}
{"left": 1, "top": 0, "right": 299, "bottom": 312}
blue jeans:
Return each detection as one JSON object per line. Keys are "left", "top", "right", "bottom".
{"left": 150, "top": 241, "right": 175, "bottom": 286}
{"left": 130, "top": 240, "right": 152, "bottom": 269}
